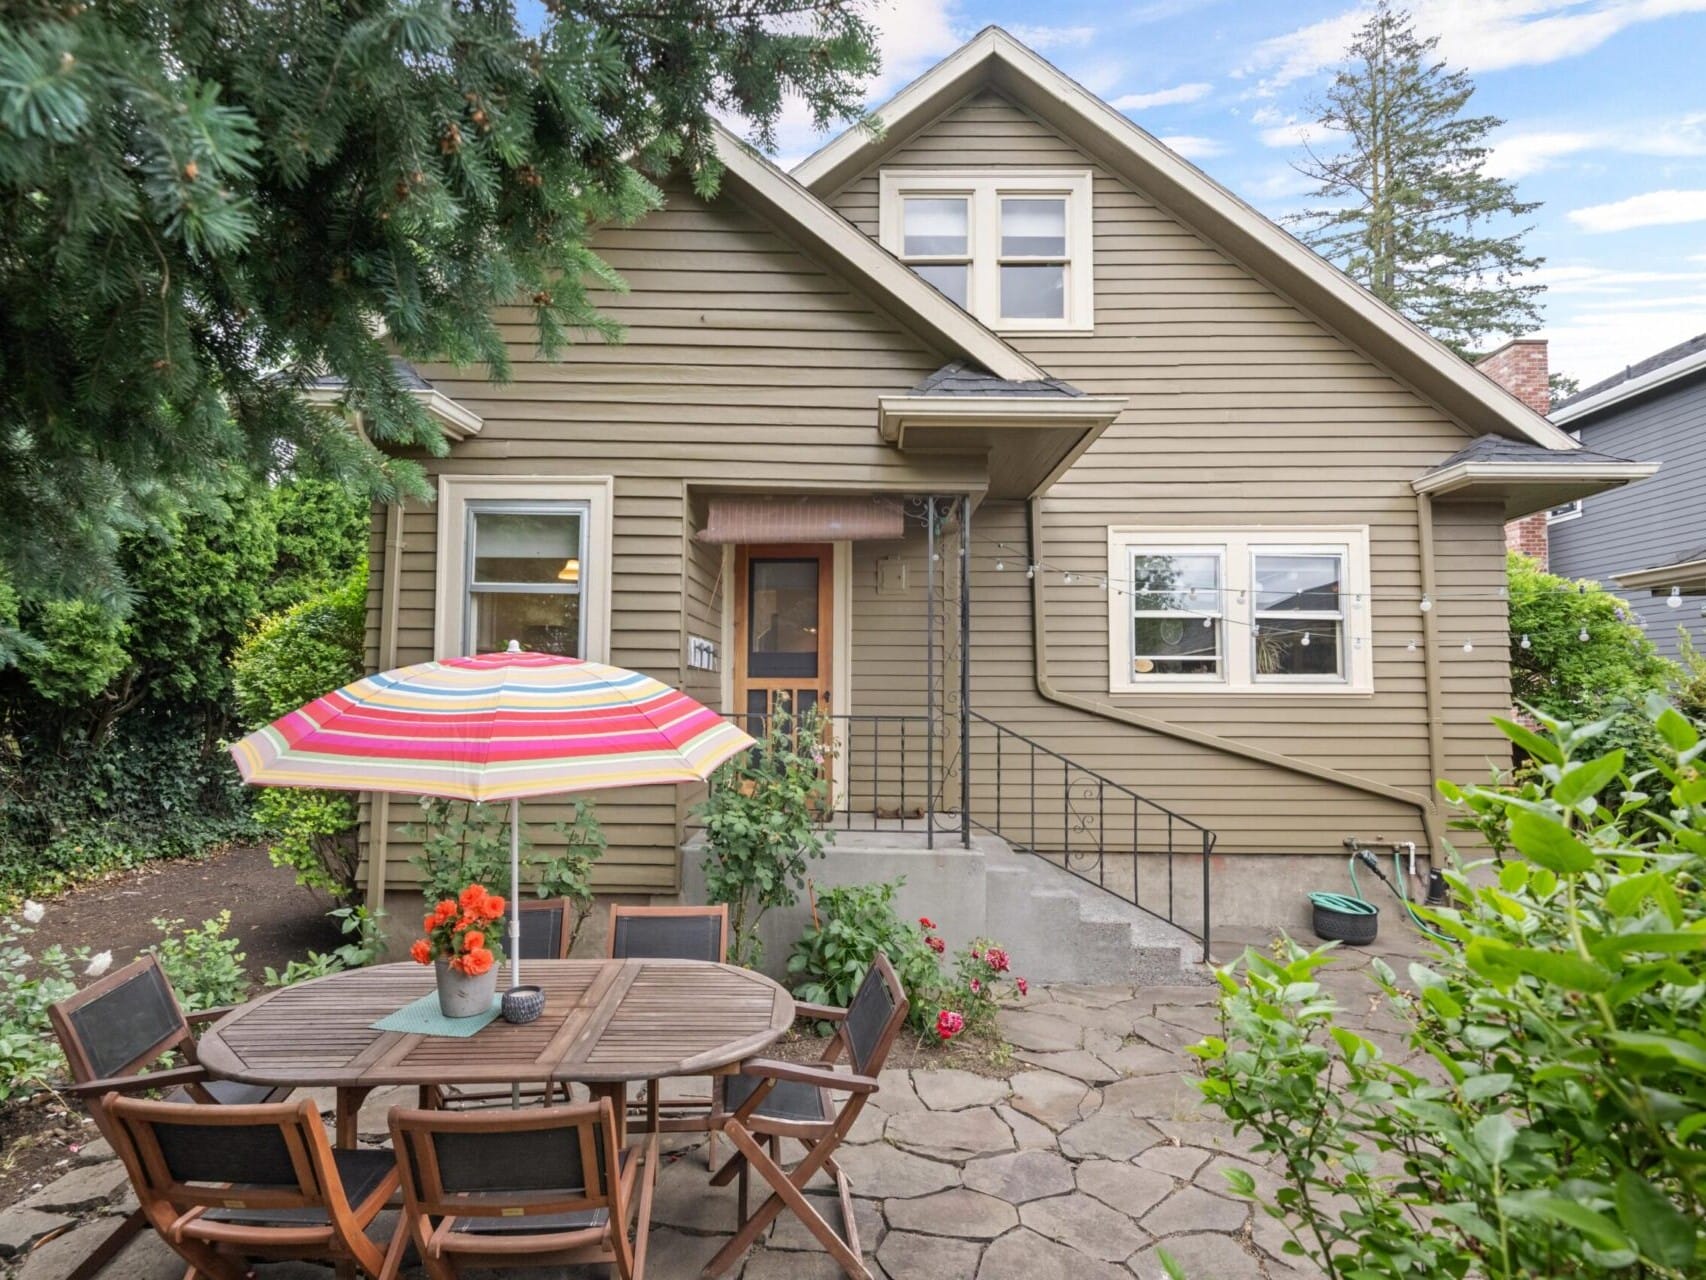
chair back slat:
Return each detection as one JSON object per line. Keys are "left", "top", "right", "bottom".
{"left": 518, "top": 901, "right": 567, "bottom": 960}
{"left": 390, "top": 1100, "right": 620, "bottom": 1223}
{"left": 52, "top": 958, "right": 189, "bottom": 1084}
{"left": 608, "top": 904, "right": 727, "bottom": 963}
{"left": 153, "top": 1118, "right": 303, "bottom": 1190}
{"left": 842, "top": 954, "right": 908, "bottom": 1078}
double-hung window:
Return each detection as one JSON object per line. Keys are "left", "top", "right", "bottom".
{"left": 464, "top": 502, "right": 588, "bottom": 657}
{"left": 880, "top": 170, "right": 1093, "bottom": 331}
{"left": 1109, "top": 527, "right": 1372, "bottom": 694}
{"left": 433, "top": 476, "right": 613, "bottom": 662}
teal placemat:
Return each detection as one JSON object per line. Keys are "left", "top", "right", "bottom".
{"left": 372, "top": 992, "right": 502, "bottom": 1037}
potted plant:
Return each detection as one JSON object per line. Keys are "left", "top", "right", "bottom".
{"left": 410, "top": 884, "right": 505, "bottom": 1017}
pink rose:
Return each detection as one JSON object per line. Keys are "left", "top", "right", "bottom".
{"left": 1016, "top": 978, "right": 1029, "bottom": 997}
{"left": 936, "top": 1010, "right": 965, "bottom": 1041}
{"left": 969, "top": 977, "right": 982, "bottom": 995}
{"left": 926, "top": 935, "right": 946, "bottom": 954}
{"left": 985, "top": 947, "right": 1010, "bottom": 973}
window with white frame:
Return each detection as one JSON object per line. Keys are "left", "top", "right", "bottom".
{"left": 434, "top": 477, "right": 612, "bottom": 661}
{"left": 879, "top": 170, "right": 1093, "bottom": 331}
{"left": 1108, "top": 528, "right": 1373, "bottom": 695}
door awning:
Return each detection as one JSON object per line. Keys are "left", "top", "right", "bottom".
{"left": 696, "top": 496, "right": 906, "bottom": 545}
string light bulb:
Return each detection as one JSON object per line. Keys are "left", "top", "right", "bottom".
{"left": 1419, "top": 594, "right": 1433, "bottom": 613}
{"left": 1463, "top": 638, "right": 1474, "bottom": 654}
{"left": 1301, "top": 631, "right": 1311, "bottom": 646}
{"left": 995, "top": 558, "right": 1005, "bottom": 571}
{"left": 1025, "top": 564, "right": 1036, "bottom": 580}
{"left": 1063, "top": 572, "right": 1076, "bottom": 585}
{"left": 1520, "top": 633, "right": 1531, "bottom": 650}
{"left": 1668, "top": 586, "right": 1683, "bottom": 609}
{"left": 1578, "top": 625, "right": 1590, "bottom": 643}
{"left": 1406, "top": 638, "right": 1418, "bottom": 652}
{"left": 1202, "top": 615, "right": 1213, "bottom": 627}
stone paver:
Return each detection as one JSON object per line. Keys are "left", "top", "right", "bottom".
{"left": 962, "top": 1149, "right": 1078, "bottom": 1203}
{"left": 9, "top": 942, "right": 1417, "bottom": 1280}
{"left": 884, "top": 1188, "right": 1018, "bottom": 1239}
{"left": 1020, "top": 1191, "right": 1150, "bottom": 1262}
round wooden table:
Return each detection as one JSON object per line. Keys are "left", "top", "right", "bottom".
{"left": 196, "top": 959, "right": 794, "bottom": 1145}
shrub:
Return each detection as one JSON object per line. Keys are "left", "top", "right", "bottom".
{"left": 232, "top": 566, "right": 367, "bottom": 900}
{"left": 698, "top": 700, "right": 833, "bottom": 967}
{"left": 150, "top": 913, "right": 248, "bottom": 1012}
{"left": 0, "top": 904, "right": 103, "bottom": 1102}
{"left": 948, "top": 939, "right": 1025, "bottom": 1039}
{"left": 261, "top": 906, "right": 385, "bottom": 988}
{"left": 787, "top": 880, "right": 944, "bottom": 1029}
{"left": 1193, "top": 698, "right": 1706, "bottom": 1279}
{"left": 1508, "top": 551, "right": 1678, "bottom": 753}
{"left": 1676, "top": 630, "right": 1706, "bottom": 727}
{"left": 406, "top": 797, "right": 604, "bottom": 951}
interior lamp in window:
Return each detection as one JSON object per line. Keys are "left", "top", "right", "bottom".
{"left": 557, "top": 558, "right": 581, "bottom": 583}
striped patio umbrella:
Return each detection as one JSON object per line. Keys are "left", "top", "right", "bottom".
{"left": 230, "top": 645, "right": 753, "bottom": 985}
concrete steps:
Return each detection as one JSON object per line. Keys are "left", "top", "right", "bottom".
{"left": 983, "top": 839, "right": 1205, "bottom": 986}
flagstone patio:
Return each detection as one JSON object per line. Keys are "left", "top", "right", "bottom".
{"left": 4, "top": 927, "right": 1430, "bottom": 1279}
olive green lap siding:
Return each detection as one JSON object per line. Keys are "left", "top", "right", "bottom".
{"left": 357, "top": 181, "right": 977, "bottom": 896}
{"left": 827, "top": 91, "right": 1512, "bottom": 854}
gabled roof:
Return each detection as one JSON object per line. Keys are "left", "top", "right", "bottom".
{"left": 709, "top": 122, "right": 1045, "bottom": 385}
{"left": 912, "top": 359, "right": 1083, "bottom": 398}
{"left": 1426, "top": 434, "right": 1638, "bottom": 469}
{"left": 1553, "top": 332, "right": 1706, "bottom": 423}
{"left": 794, "top": 26, "right": 1578, "bottom": 454}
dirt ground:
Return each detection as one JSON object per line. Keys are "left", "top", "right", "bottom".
{"left": 3, "top": 844, "right": 338, "bottom": 1207}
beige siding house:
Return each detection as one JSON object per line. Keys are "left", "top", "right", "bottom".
{"left": 350, "top": 29, "right": 1651, "bottom": 960}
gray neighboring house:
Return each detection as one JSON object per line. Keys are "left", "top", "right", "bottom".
{"left": 1548, "top": 334, "right": 1706, "bottom": 662}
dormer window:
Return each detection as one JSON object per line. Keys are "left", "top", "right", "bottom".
{"left": 880, "top": 170, "right": 1093, "bottom": 332}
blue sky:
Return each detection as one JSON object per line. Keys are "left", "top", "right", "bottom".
{"left": 756, "top": 0, "right": 1706, "bottom": 387}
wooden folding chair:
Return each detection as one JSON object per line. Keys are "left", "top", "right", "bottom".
{"left": 607, "top": 904, "right": 730, "bottom": 1150}
{"left": 388, "top": 1097, "right": 657, "bottom": 1280}
{"left": 47, "top": 955, "right": 290, "bottom": 1279}
{"left": 103, "top": 1093, "right": 402, "bottom": 1280}
{"left": 702, "top": 953, "right": 909, "bottom": 1280}
{"left": 435, "top": 897, "right": 573, "bottom": 1110}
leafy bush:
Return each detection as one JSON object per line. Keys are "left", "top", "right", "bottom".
{"left": 698, "top": 701, "right": 833, "bottom": 967}
{"left": 948, "top": 939, "right": 1025, "bottom": 1040}
{"left": 787, "top": 880, "right": 944, "bottom": 1029}
{"left": 150, "top": 913, "right": 249, "bottom": 1012}
{"left": 1508, "top": 551, "right": 1677, "bottom": 753}
{"left": 406, "top": 797, "right": 604, "bottom": 952}
{"left": 0, "top": 905, "right": 102, "bottom": 1102}
{"left": 1193, "top": 699, "right": 1706, "bottom": 1279}
{"left": 1676, "top": 631, "right": 1706, "bottom": 727}
{"left": 262, "top": 906, "right": 386, "bottom": 988}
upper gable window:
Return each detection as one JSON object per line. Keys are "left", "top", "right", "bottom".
{"left": 880, "top": 170, "right": 1093, "bottom": 332}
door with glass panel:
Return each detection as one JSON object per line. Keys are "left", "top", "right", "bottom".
{"left": 734, "top": 545, "right": 832, "bottom": 735}
{"left": 463, "top": 501, "right": 588, "bottom": 657}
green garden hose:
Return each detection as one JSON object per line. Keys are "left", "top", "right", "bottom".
{"left": 1312, "top": 851, "right": 1454, "bottom": 944}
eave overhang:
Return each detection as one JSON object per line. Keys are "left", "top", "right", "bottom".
{"left": 1615, "top": 555, "right": 1706, "bottom": 596}
{"left": 303, "top": 384, "right": 483, "bottom": 442}
{"left": 1411, "top": 459, "right": 1658, "bottom": 519}
{"left": 877, "top": 393, "right": 1125, "bottom": 498}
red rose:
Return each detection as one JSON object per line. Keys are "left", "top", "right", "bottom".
{"left": 969, "top": 978, "right": 982, "bottom": 995}
{"left": 1016, "top": 978, "right": 1029, "bottom": 997}
{"left": 926, "top": 936, "right": 945, "bottom": 954}
{"left": 935, "top": 1010, "right": 965, "bottom": 1041}
{"left": 918, "top": 916, "right": 937, "bottom": 930}
{"left": 985, "top": 947, "right": 1010, "bottom": 973}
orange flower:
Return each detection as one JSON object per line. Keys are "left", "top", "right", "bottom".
{"left": 456, "top": 947, "right": 494, "bottom": 976}
{"left": 463, "top": 931, "right": 485, "bottom": 951}
{"left": 409, "top": 939, "right": 433, "bottom": 965}
{"left": 432, "top": 899, "right": 458, "bottom": 924}
{"left": 480, "top": 894, "right": 505, "bottom": 920}
{"left": 422, "top": 914, "right": 437, "bottom": 933}
{"left": 459, "top": 884, "right": 487, "bottom": 910}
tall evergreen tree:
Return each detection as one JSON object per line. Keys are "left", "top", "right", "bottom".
{"left": 1288, "top": 2, "right": 1543, "bottom": 357}
{"left": 0, "top": 0, "right": 879, "bottom": 623}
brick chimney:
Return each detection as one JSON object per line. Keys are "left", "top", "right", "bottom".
{"left": 1476, "top": 338, "right": 1552, "bottom": 567}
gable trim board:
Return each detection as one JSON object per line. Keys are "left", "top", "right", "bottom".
{"left": 710, "top": 121, "right": 1043, "bottom": 386}
{"left": 795, "top": 26, "right": 1577, "bottom": 455}
{"left": 1414, "top": 458, "right": 1658, "bottom": 519}
{"left": 876, "top": 393, "right": 1126, "bottom": 498}
{"left": 1553, "top": 340, "right": 1706, "bottom": 424}
{"left": 1616, "top": 554, "right": 1706, "bottom": 595}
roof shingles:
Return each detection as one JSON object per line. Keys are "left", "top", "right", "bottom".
{"left": 911, "top": 360, "right": 1084, "bottom": 399}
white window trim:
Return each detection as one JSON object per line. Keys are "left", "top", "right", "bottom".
{"left": 1107, "top": 526, "right": 1374, "bottom": 696}
{"left": 878, "top": 168, "right": 1094, "bottom": 333}
{"left": 434, "top": 476, "right": 614, "bottom": 661}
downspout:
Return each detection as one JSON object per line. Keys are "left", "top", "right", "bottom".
{"left": 366, "top": 501, "right": 406, "bottom": 912}
{"left": 1024, "top": 498, "right": 1438, "bottom": 829}
{"left": 1413, "top": 492, "right": 1448, "bottom": 861}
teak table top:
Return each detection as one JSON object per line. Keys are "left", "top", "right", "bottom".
{"left": 196, "top": 959, "right": 794, "bottom": 1089}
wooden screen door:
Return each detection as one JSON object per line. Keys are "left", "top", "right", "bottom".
{"left": 734, "top": 544, "right": 833, "bottom": 732}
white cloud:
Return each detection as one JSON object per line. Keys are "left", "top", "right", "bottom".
{"left": 1258, "top": 118, "right": 1345, "bottom": 149}
{"left": 1488, "top": 115, "right": 1706, "bottom": 178}
{"left": 1530, "top": 263, "right": 1706, "bottom": 294}
{"left": 1568, "top": 189, "right": 1706, "bottom": 232}
{"left": 1112, "top": 81, "right": 1214, "bottom": 111}
{"left": 1006, "top": 24, "right": 1098, "bottom": 50}
{"left": 1244, "top": 1, "right": 1706, "bottom": 93}
{"left": 1545, "top": 307, "right": 1706, "bottom": 384}
{"left": 1159, "top": 134, "right": 1229, "bottom": 160}
{"left": 1246, "top": 167, "right": 1319, "bottom": 200}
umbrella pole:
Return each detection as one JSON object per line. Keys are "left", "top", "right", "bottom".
{"left": 509, "top": 797, "right": 522, "bottom": 989}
